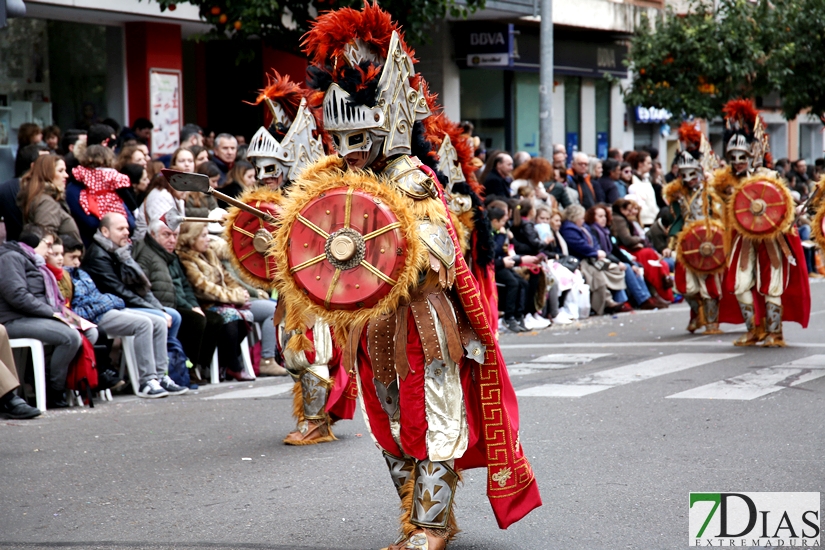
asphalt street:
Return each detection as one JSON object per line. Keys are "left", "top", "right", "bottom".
{"left": 2, "top": 281, "right": 824, "bottom": 550}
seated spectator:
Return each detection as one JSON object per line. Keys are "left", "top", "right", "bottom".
{"left": 512, "top": 157, "right": 569, "bottom": 209}
{"left": 490, "top": 206, "right": 537, "bottom": 333}
{"left": 82, "top": 213, "right": 182, "bottom": 340}
{"left": 479, "top": 151, "right": 514, "bottom": 198}
{"left": 0, "top": 227, "right": 83, "bottom": 408}
{"left": 18, "top": 154, "right": 82, "bottom": 243}
{"left": 65, "top": 233, "right": 184, "bottom": 398}
{"left": 611, "top": 199, "right": 673, "bottom": 304}
{"left": 118, "top": 163, "right": 150, "bottom": 212}
{"left": 134, "top": 220, "right": 223, "bottom": 382}
{"left": 67, "top": 145, "right": 135, "bottom": 244}
{"left": 115, "top": 145, "right": 148, "bottom": 170}
{"left": 585, "top": 204, "right": 660, "bottom": 310}
{"left": 559, "top": 204, "right": 623, "bottom": 316}
{"left": 185, "top": 162, "right": 221, "bottom": 218}
{"left": 178, "top": 222, "right": 253, "bottom": 381}
{"left": 596, "top": 158, "right": 622, "bottom": 204}
{"left": 509, "top": 200, "right": 552, "bottom": 328}
{"left": 647, "top": 207, "right": 673, "bottom": 255}
{"left": 216, "top": 160, "right": 255, "bottom": 209}
{"left": 567, "top": 152, "right": 599, "bottom": 209}
{"left": 0, "top": 323, "right": 41, "bottom": 419}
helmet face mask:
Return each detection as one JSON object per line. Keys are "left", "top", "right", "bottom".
{"left": 330, "top": 129, "right": 374, "bottom": 157}
{"left": 253, "top": 157, "right": 285, "bottom": 187}
{"left": 680, "top": 167, "right": 700, "bottom": 183}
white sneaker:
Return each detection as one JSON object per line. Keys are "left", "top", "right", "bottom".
{"left": 531, "top": 313, "right": 551, "bottom": 328}
{"left": 137, "top": 379, "right": 169, "bottom": 399}
{"left": 553, "top": 313, "right": 573, "bottom": 325}
{"left": 160, "top": 375, "right": 189, "bottom": 395}
{"left": 522, "top": 315, "right": 538, "bottom": 330}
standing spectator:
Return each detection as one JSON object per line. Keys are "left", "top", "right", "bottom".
{"left": 66, "top": 240, "right": 181, "bottom": 398}
{"left": 60, "top": 130, "right": 86, "bottom": 170}
{"left": 216, "top": 160, "right": 254, "bottom": 209}
{"left": 596, "top": 158, "right": 622, "bottom": 204}
{"left": 512, "top": 151, "right": 531, "bottom": 170}
{"left": 115, "top": 145, "right": 148, "bottom": 170}
{"left": 185, "top": 162, "right": 221, "bottom": 218}
{"left": 0, "top": 228, "right": 82, "bottom": 408}
{"left": 134, "top": 219, "right": 222, "bottom": 381}
{"left": 788, "top": 159, "right": 810, "bottom": 202}
{"left": 607, "top": 148, "right": 622, "bottom": 162}
{"left": 1, "top": 143, "right": 50, "bottom": 242}
{"left": 177, "top": 223, "right": 253, "bottom": 381}
{"left": 203, "top": 129, "right": 216, "bottom": 153}
{"left": 134, "top": 149, "right": 192, "bottom": 239}
{"left": 17, "top": 123, "right": 42, "bottom": 149}
{"left": 512, "top": 157, "right": 569, "bottom": 209}
{"left": 67, "top": 145, "right": 134, "bottom": 244}
{"left": 87, "top": 123, "right": 118, "bottom": 149}
{"left": 664, "top": 157, "right": 680, "bottom": 183}
{"left": 43, "top": 126, "right": 61, "bottom": 153}
{"left": 118, "top": 163, "right": 150, "bottom": 212}
{"left": 616, "top": 162, "right": 633, "bottom": 198}
{"left": 552, "top": 144, "right": 568, "bottom": 171}
{"left": 479, "top": 151, "right": 514, "bottom": 198}
{"left": 17, "top": 154, "right": 82, "bottom": 243}
{"left": 181, "top": 124, "right": 204, "bottom": 148}
{"left": 567, "top": 152, "right": 598, "bottom": 209}
{"left": 626, "top": 151, "right": 658, "bottom": 227}
{"left": 212, "top": 133, "right": 238, "bottom": 186}
{"left": 0, "top": 323, "right": 42, "bottom": 418}
{"left": 188, "top": 145, "right": 210, "bottom": 167}
{"left": 119, "top": 118, "right": 153, "bottom": 147}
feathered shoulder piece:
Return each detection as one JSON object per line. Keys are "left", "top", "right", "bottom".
{"left": 301, "top": 1, "right": 415, "bottom": 76}
{"left": 722, "top": 99, "right": 758, "bottom": 133}
{"left": 677, "top": 121, "right": 702, "bottom": 153}
{"left": 663, "top": 178, "right": 687, "bottom": 205}
{"left": 424, "top": 113, "right": 483, "bottom": 196}
{"left": 250, "top": 71, "right": 313, "bottom": 133}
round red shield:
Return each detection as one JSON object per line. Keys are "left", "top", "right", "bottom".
{"left": 731, "top": 179, "right": 791, "bottom": 237}
{"left": 677, "top": 220, "right": 727, "bottom": 275}
{"left": 228, "top": 194, "right": 281, "bottom": 286}
{"left": 286, "top": 186, "right": 407, "bottom": 310}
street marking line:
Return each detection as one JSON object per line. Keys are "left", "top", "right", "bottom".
{"left": 516, "top": 353, "right": 740, "bottom": 397}
{"left": 202, "top": 383, "right": 294, "bottom": 400}
{"left": 508, "top": 353, "right": 612, "bottom": 376}
{"left": 667, "top": 355, "right": 825, "bottom": 400}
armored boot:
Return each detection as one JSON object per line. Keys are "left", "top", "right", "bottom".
{"left": 703, "top": 298, "right": 723, "bottom": 335}
{"left": 386, "top": 460, "right": 460, "bottom": 550}
{"left": 283, "top": 369, "right": 336, "bottom": 445}
{"left": 761, "top": 302, "right": 785, "bottom": 347}
{"left": 384, "top": 451, "right": 416, "bottom": 500}
{"left": 733, "top": 302, "right": 763, "bottom": 347}
{"left": 685, "top": 297, "right": 702, "bottom": 333}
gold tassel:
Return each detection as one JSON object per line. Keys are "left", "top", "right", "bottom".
{"left": 291, "top": 381, "right": 304, "bottom": 422}
{"left": 398, "top": 475, "right": 417, "bottom": 539}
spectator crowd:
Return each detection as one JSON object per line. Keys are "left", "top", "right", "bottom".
{"left": 0, "top": 118, "right": 823, "bottom": 419}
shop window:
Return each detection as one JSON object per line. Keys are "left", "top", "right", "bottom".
{"left": 514, "top": 72, "right": 539, "bottom": 156}
{"left": 564, "top": 76, "right": 580, "bottom": 159}
{"left": 799, "top": 123, "right": 824, "bottom": 164}
{"left": 460, "top": 69, "right": 505, "bottom": 152}
{"left": 595, "top": 78, "right": 610, "bottom": 159}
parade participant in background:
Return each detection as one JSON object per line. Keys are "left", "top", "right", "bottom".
{"left": 277, "top": 5, "right": 541, "bottom": 548}
{"left": 715, "top": 100, "right": 810, "bottom": 346}
{"left": 223, "top": 71, "right": 355, "bottom": 444}
{"left": 665, "top": 122, "right": 726, "bottom": 334}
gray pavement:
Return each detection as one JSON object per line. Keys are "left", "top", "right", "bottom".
{"left": 2, "top": 281, "right": 824, "bottom": 550}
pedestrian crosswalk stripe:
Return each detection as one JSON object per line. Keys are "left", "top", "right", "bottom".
{"left": 516, "top": 353, "right": 740, "bottom": 397}
{"left": 666, "top": 355, "right": 825, "bottom": 401}
{"left": 508, "top": 353, "right": 612, "bottom": 376}
{"left": 202, "top": 383, "right": 293, "bottom": 400}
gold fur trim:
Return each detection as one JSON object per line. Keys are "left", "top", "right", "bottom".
{"left": 399, "top": 475, "right": 417, "bottom": 539}
{"left": 270, "top": 155, "right": 430, "bottom": 344}
{"left": 675, "top": 219, "right": 727, "bottom": 275}
{"left": 291, "top": 380, "right": 304, "bottom": 422}
{"left": 711, "top": 168, "right": 739, "bottom": 199}
{"left": 450, "top": 210, "right": 474, "bottom": 255}
{"left": 728, "top": 172, "right": 795, "bottom": 242}
{"left": 811, "top": 176, "right": 825, "bottom": 251}
{"left": 223, "top": 187, "right": 284, "bottom": 290}
{"left": 663, "top": 179, "right": 686, "bottom": 205}
{"left": 286, "top": 331, "right": 314, "bottom": 354}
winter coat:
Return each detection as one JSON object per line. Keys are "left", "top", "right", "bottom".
{"left": 178, "top": 240, "right": 247, "bottom": 307}
{"left": 628, "top": 174, "right": 657, "bottom": 226}
{"left": 134, "top": 188, "right": 185, "bottom": 240}
{"left": 559, "top": 220, "right": 600, "bottom": 260}
{"left": 82, "top": 240, "right": 163, "bottom": 310}
{"left": 512, "top": 221, "right": 552, "bottom": 256}
{"left": 184, "top": 193, "right": 218, "bottom": 219}
{"left": 22, "top": 193, "right": 82, "bottom": 243}
{"left": 133, "top": 235, "right": 200, "bottom": 310}
{"left": 595, "top": 176, "right": 620, "bottom": 204}
{"left": 482, "top": 171, "right": 512, "bottom": 198}
{"left": 66, "top": 181, "right": 136, "bottom": 245}
{"left": 610, "top": 209, "right": 648, "bottom": 251}
{"left": 544, "top": 180, "right": 572, "bottom": 208}
{"left": 566, "top": 169, "right": 600, "bottom": 209}
{"left": 0, "top": 242, "right": 55, "bottom": 324}
{"left": 70, "top": 267, "right": 126, "bottom": 324}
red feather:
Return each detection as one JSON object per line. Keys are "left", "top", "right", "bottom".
{"left": 250, "top": 71, "right": 307, "bottom": 128}
{"left": 677, "top": 121, "right": 702, "bottom": 151}
{"left": 301, "top": 1, "right": 415, "bottom": 76}
{"left": 722, "top": 98, "right": 758, "bottom": 129}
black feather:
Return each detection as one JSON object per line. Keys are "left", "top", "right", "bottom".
{"left": 306, "top": 65, "right": 333, "bottom": 92}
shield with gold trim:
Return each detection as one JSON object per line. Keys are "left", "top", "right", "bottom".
{"left": 283, "top": 185, "right": 411, "bottom": 311}
{"left": 224, "top": 188, "right": 283, "bottom": 288}
{"left": 676, "top": 220, "right": 727, "bottom": 275}
{"left": 730, "top": 176, "right": 794, "bottom": 239}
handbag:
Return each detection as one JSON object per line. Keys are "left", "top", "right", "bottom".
{"left": 558, "top": 255, "right": 580, "bottom": 272}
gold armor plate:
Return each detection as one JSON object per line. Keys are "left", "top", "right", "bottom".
{"left": 384, "top": 155, "right": 437, "bottom": 200}
{"left": 418, "top": 220, "right": 456, "bottom": 269}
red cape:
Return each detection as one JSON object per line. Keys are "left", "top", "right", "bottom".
{"left": 424, "top": 167, "right": 542, "bottom": 529}
{"left": 719, "top": 229, "right": 810, "bottom": 327}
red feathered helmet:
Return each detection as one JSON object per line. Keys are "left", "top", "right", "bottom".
{"left": 722, "top": 99, "right": 757, "bottom": 163}
{"left": 302, "top": 2, "right": 432, "bottom": 164}
{"left": 246, "top": 71, "right": 325, "bottom": 185}
{"left": 676, "top": 121, "right": 703, "bottom": 182}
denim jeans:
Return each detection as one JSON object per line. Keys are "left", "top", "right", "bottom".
{"left": 4, "top": 316, "right": 82, "bottom": 391}
{"left": 248, "top": 299, "right": 277, "bottom": 358}
{"left": 625, "top": 268, "right": 651, "bottom": 306}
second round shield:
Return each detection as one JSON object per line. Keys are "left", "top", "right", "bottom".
{"left": 677, "top": 220, "right": 727, "bottom": 275}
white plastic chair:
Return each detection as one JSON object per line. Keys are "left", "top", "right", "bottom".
{"left": 10, "top": 338, "right": 46, "bottom": 412}
{"left": 118, "top": 336, "right": 141, "bottom": 395}
{"left": 210, "top": 336, "right": 255, "bottom": 383}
